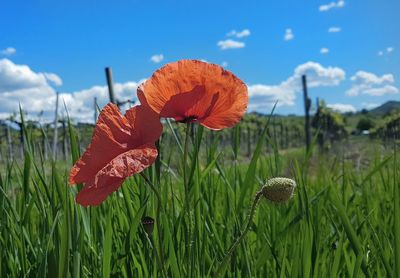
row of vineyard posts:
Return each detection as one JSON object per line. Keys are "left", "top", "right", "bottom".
{"left": 0, "top": 72, "right": 372, "bottom": 162}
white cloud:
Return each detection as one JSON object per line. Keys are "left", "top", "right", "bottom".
{"left": 319, "top": 0, "right": 345, "bottom": 12}
{"left": 387, "top": 47, "right": 394, "bottom": 53}
{"left": 0, "top": 58, "right": 61, "bottom": 120}
{"left": 346, "top": 71, "right": 399, "bottom": 96}
{"left": 0, "top": 47, "right": 16, "bottom": 56}
{"left": 44, "top": 72, "right": 63, "bottom": 86}
{"left": 217, "top": 39, "right": 245, "bottom": 50}
{"left": 327, "top": 103, "right": 356, "bottom": 113}
{"left": 362, "top": 86, "right": 399, "bottom": 96}
{"left": 150, "top": 54, "right": 164, "bottom": 63}
{"left": 59, "top": 82, "right": 141, "bottom": 122}
{"left": 221, "top": 61, "right": 228, "bottom": 67}
{"left": 0, "top": 58, "right": 61, "bottom": 93}
{"left": 247, "top": 61, "right": 346, "bottom": 111}
{"left": 227, "top": 29, "right": 251, "bottom": 38}
{"left": 0, "top": 58, "right": 142, "bottom": 123}
{"left": 362, "top": 102, "right": 380, "bottom": 109}
{"left": 378, "top": 51, "right": 384, "bottom": 56}
{"left": 328, "top": 27, "right": 341, "bottom": 33}
{"left": 320, "top": 48, "right": 329, "bottom": 54}
{"left": 284, "top": 29, "right": 294, "bottom": 41}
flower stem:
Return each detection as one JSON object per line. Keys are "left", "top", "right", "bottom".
{"left": 140, "top": 172, "right": 163, "bottom": 211}
{"left": 183, "top": 122, "right": 191, "bottom": 193}
{"left": 139, "top": 172, "right": 166, "bottom": 277}
{"left": 182, "top": 122, "right": 193, "bottom": 273}
{"left": 214, "top": 190, "right": 264, "bottom": 277}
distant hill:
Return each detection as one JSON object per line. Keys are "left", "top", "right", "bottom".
{"left": 369, "top": 101, "right": 400, "bottom": 115}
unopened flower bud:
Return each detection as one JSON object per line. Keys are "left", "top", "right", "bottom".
{"left": 141, "top": 216, "right": 155, "bottom": 235}
{"left": 261, "top": 177, "right": 296, "bottom": 203}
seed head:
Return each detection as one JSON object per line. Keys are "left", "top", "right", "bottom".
{"left": 261, "top": 177, "right": 296, "bottom": 203}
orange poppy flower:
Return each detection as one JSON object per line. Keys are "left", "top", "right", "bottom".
{"left": 137, "top": 59, "right": 248, "bottom": 130}
{"left": 69, "top": 103, "right": 162, "bottom": 206}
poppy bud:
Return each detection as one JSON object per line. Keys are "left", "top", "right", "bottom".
{"left": 261, "top": 177, "right": 296, "bottom": 203}
{"left": 141, "top": 216, "right": 155, "bottom": 235}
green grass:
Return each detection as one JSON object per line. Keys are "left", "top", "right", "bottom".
{"left": 0, "top": 116, "right": 398, "bottom": 277}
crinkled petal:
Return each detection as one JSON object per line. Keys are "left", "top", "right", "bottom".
{"left": 75, "top": 144, "right": 158, "bottom": 206}
{"left": 76, "top": 177, "right": 124, "bottom": 207}
{"left": 70, "top": 103, "right": 131, "bottom": 184}
{"left": 125, "top": 105, "right": 163, "bottom": 146}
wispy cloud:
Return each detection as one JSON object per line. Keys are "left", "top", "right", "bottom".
{"left": 227, "top": 29, "right": 251, "bottom": 38}
{"left": 328, "top": 27, "right": 341, "bottom": 33}
{"left": 217, "top": 39, "right": 245, "bottom": 50}
{"left": 150, "top": 54, "right": 164, "bottom": 63}
{"left": 362, "top": 102, "right": 380, "bottom": 110}
{"left": 346, "top": 71, "right": 399, "bottom": 96}
{"left": 319, "top": 0, "right": 345, "bottom": 12}
{"left": 377, "top": 47, "right": 394, "bottom": 56}
{"left": 44, "top": 73, "right": 63, "bottom": 86}
{"left": 327, "top": 103, "right": 356, "bottom": 113}
{"left": 284, "top": 29, "right": 294, "bottom": 41}
{"left": 0, "top": 47, "right": 16, "bottom": 56}
{"left": 221, "top": 61, "right": 228, "bottom": 67}
{"left": 320, "top": 48, "right": 329, "bottom": 54}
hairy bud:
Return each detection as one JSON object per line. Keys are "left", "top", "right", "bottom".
{"left": 261, "top": 177, "right": 296, "bottom": 203}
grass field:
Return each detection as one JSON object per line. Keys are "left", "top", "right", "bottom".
{"left": 0, "top": 114, "right": 399, "bottom": 277}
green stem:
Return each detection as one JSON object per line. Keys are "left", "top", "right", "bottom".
{"left": 183, "top": 122, "right": 191, "bottom": 193}
{"left": 139, "top": 172, "right": 166, "bottom": 277}
{"left": 140, "top": 172, "right": 163, "bottom": 211}
{"left": 214, "top": 190, "right": 263, "bottom": 277}
{"left": 182, "top": 122, "right": 192, "bottom": 274}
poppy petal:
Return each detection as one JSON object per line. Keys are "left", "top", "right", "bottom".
{"left": 75, "top": 144, "right": 158, "bottom": 206}
{"left": 125, "top": 105, "right": 163, "bottom": 146}
{"left": 76, "top": 177, "right": 124, "bottom": 206}
{"left": 95, "top": 144, "right": 158, "bottom": 179}
{"left": 70, "top": 103, "right": 131, "bottom": 184}
{"left": 159, "top": 85, "right": 206, "bottom": 121}
{"left": 198, "top": 84, "right": 248, "bottom": 130}
{"left": 137, "top": 60, "right": 248, "bottom": 129}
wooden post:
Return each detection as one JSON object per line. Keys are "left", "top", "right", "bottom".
{"left": 247, "top": 126, "right": 251, "bottom": 157}
{"left": 52, "top": 92, "right": 59, "bottom": 161}
{"left": 42, "top": 129, "right": 48, "bottom": 160}
{"left": 280, "top": 121, "right": 284, "bottom": 149}
{"left": 94, "top": 97, "right": 98, "bottom": 123}
{"left": 18, "top": 122, "right": 24, "bottom": 158}
{"left": 285, "top": 126, "right": 289, "bottom": 149}
{"left": 62, "top": 119, "right": 68, "bottom": 160}
{"left": 105, "top": 67, "right": 116, "bottom": 104}
{"left": 302, "top": 75, "right": 311, "bottom": 151}
{"left": 6, "top": 122, "right": 13, "bottom": 160}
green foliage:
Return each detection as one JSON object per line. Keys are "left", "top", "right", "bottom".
{"left": 356, "top": 117, "right": 375, "bottom": 131}
{"left": 370, "top": 112, "right": 400, "bottom": 139}
{"left": 312, "top": 103, "right": 347, "bottom": 140}
{"left": 0, "top": 115, "right": 398, "bottom": 277}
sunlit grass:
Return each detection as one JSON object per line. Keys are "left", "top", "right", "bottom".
{"left": 0, "top": 114, "right": 398, "bottom": 277}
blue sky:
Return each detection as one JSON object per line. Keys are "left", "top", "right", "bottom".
{"left": 0, "top": 0, "right": 399, "bottom": 121}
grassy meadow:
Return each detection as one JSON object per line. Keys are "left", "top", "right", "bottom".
{"left": 0, "top": 111, "right": 399, "bottom": 277}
